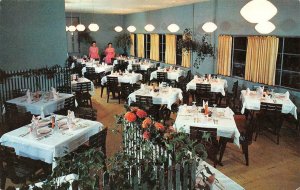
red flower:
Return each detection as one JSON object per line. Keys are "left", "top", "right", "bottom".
{"left": 154, "top": 122, "right": 165, "bottom": 131}
{"left": 142, "top": 117, "right": 152, "bottom": 129}
{"left": 136, "top": 109, "right": 147, "bottom": 118}
{"left": 124, "top": 112, "right": 137, "bottom": 122}
{"left": 143, "top": 131, "right": 150, "bottom": 140}
{"left": 130, "top": 107, "right": 139, "bottom": 112}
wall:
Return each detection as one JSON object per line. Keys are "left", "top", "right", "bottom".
{"left": 0, "top": 0, "right": 68, "bottom": 71}
{"left": 65, "top": 13, "right": 124, "bottom": 56}
{"left": 124, "top": 0, "right": 300, "bottom": 105}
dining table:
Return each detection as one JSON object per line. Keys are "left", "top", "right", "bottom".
{"left": 71, "top": 77, "right": 95, "bottom": 95}
{"left": 81, "top": 63, "right": 113, "bottom": 76}
{"left": 150, "top": 68, "right": 184, "bottom": 82}
{"left": 128, "top": 85, "right": 183, "bottom": 110}
{"left": 0, "top": 115, "right": 104, "bottom": 168}
{"left": 5, "top": 93, "right": 75, "bottom": 117}
{"left": 186, "top": 77, "right": 228, "bottom": 96}
{"left": 127, "top": 62, "right": 155, "bottom": 71}
{"left": 174, "top": 105, "right": 240, "bottom": 147}
{"left": 101, "top": 72, "right": 143, "bottom": 85}
{"left": 240, "top": 90, "right": 298, "bottom": 119}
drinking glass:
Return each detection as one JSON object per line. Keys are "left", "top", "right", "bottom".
{"left": 192, "top": 101, "right": 197, "bottom": 111}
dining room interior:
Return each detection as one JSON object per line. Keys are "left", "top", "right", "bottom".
{"left": 0, "top": 0, "right": 300, "bottom": 189}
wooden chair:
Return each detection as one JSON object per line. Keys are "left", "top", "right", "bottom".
{"left": 135, "top": 95, "right": 159, "bottom": 120}
{"left": 190, "top": 126, "right": 219, "bottom": 167}
{"left": 57, "top": 85, "right": 72, "bottom": 94}
{"left": 75, "top": 107, "right": 97, "bottom": 121}
{"left": 120, "top": 83, "right": 134, "bottom": 103}
{"left": 224, "top": 80, "right": 238, "bottom": 109}
{"left": 195, "top": 84, "right": 215, "bottom": 106}
{"left": 11, "top": 89, "right": 27, "bottom": 99}
{"left": 74, "top": 82, "right": 92, "bottom": 108}
{"left": 54, "top": 96, "right": 76, "bottom": 116}
{"left": 219, "top": 115, "right": 254, "bottom": 166}
{"left": 85, "top": 67, "right": 99, "bottom": 84}
{"left": 106, "top": 76, "right": 121, "bottom": 104}
{"left": 254, "top": 102, "right": 283, "bottom": 144}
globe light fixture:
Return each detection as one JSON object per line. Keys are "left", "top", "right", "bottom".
{"left": 114, "top": 26, "right": 123, "bottom": 32}
{"left": 68, "top": 25, "right": 76, "bottom": 32}
{"left": 127, "top": 25, "right": 136, "bottom": 32}
{"left": 255, "top": 21, "right": 276, "bottom": 34}
{"left": 66, "top": 26, "right": 69, "bottom": 32}
{"left": 144, "top": 24, "right": 155, "bottom": 32}
{"left": 167, "top": 24, "right": 180, "bottom": 33}
{"left": 88, "top": 23, "right": 99, "bottom": 32}
{"left": 202, "top": 22, "right": 217, "bottom": 33}
{"left": 76, "top": 24, "right": 86, "bottom": 32}
{"left": 240, "top": 0, "right": 277, "bottom": 23}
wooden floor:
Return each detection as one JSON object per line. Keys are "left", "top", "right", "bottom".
{"left": 3, "top": 87, "right": 300, "bottom": 189}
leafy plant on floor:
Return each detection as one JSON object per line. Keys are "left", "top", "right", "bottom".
{"left": 114, "top": 32, "right": 132, "bottom": 56}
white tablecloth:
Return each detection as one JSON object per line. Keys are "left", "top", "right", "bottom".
{"left": 101, "top": 73, "right": 142, "bottom": 85}
{"left": 71, "top": 77, "right": 95, "bottom": 95}
{"left": 240, "top": 90, "right": 298, "bottom": 119}
{"left": 81, "top": 64, "right": 113, "bottom": 76}
{"left": 186, "top": 78, "right": 228, "bottom": 96}
{"left": 150, "top": 69, "right": 184, "bottom": 82}
{"left": 6, "top": 93, "right": 75, "bottom": 116}
{"left": 174, "top": 106, "right": 240, "bottom": 146}
{"left": 114, "top": 57, "right": 138, "bottom": 65}
{"left": 128, "top": 87, "right": 183, "bottom": 110}
{"left": 0, "top": 115, "right": 103, "bottom": 167}
{"left": 198, "top": 161, "right": 245, "bottom": 190}
{"left": 127, "top": 62, "right": 155, "bottom": 71}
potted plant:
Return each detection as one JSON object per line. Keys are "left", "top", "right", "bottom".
{"left": 114, "top": 32, "right": 132, "bottom": 56}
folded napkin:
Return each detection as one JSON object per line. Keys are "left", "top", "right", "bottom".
{"left": 26, "top": 89, "right": 32, "bottom": 103}
{"left": 125, "top": 69, "right": 129, "bottom": 74}
{"left": 208, "top": 74, "right": 211, "bottom": 80}
{"left": 203, "top": 100, "right": 208, "bottom": 109}
{"left": 194, "top": 75, "right": 198, "bottom": 80}
{"left": 203, "top": 79, "right": 208, "bottom": 84}
{"left": 170, "top": 66, "right": 173, "bottom": 70}
{"left": 285, "top": 91, "right": 290, "bottom": 100}
{"left": 257, "top": 86, "right": 264, "bottom": 95}
{"left": 31, "top": 115, "right": 41, "bottom": 127}
{"left": 224, "top": 107, "right": 234, "bottom": 117}
{"left": 246, "top": 88, "right": 250, "bottom": 95}
{"left": 157, "top": 66, "right": 161, "bottom": 70}
{"left": 67, "top": 110, "right": 76, "bottom": 129}
{"left": 140, "top": 84, "right": 145, "bottom": 90}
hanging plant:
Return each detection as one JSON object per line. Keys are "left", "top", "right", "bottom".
{"left": 177, "top": 28, "right": 215, "bottom": 69}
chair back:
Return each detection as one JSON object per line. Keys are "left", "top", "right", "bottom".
{"left": 196, "top": 83, "right": 211, "bottom": 92}
{"left": 232, "top": 80, "right": 239, "bottom": 98}
{"left": 86, "top": 67, "right": 95, "bottom": 74}
{"left": 260, "top": 102, "right": 282, "bottom": 112}
{"left": 75, "top": 107, "right": 97, "bottom": 121}
{"left": 121, "top": 83, "right": 133, "bottom": 99}
{"left": 88, "top": 128, "right": 108, "bottom": 157}
{"left": 107, "top": 76, "right": 119, "bottom": 88}
{"left": 64, "top": 96, "right": 76, "bottom": 111}
{"left": 132, "top": 64, "right": 141, "bottom": 71}
{"left": 136, "top": 95, "right": 153, "bottom": 108}
{"left": 74, "top": 82, "right": 91, "bottom": 93}
{"left": 12, "top": 89, "right": 27, "bottom": 99}
{"left": 157, "top": 72, "right": 167, "bottom": 82}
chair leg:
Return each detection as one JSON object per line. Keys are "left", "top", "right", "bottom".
{"left": 218, "top": 138, "right": 227, "bottom": 166}
{"left": 100, "top": 86, "right": 104, "bottom": 98}
{"left": 107, "top": 89, "right": 110, "bottom": 103}
{"left": 241, "top": 142, "right": 249, "bottom": 166}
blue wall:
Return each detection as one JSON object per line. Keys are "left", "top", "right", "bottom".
{"left": 65, "top": 12, "right": 124, "bottom": 56}
{"left": 0, "top": 0, "right": 68, "bottom": 71}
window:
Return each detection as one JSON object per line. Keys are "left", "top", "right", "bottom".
{"left": 134, "top": 34, "right": 137, "bottom": 57}
{"left": 231, "top": 37, "right": 247, "bottom": 78}
{"left": 144, "top": 34, "right": 150, "bottom": 59}
{"left": 159, "top": 34, "right": 166, "bottom": 62}
{"left": 176, "top": 35, "right": 183, "bottom": 66}
{"left": 275, "top": 37, "right": 300, "bottom": 89}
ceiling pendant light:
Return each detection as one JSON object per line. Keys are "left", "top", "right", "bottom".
{"left": 88, "top": 0, "right": 99, "bottom": 32}
{"left": 240, "top": 0, "right": 277, "bottom": 23}
{"left": 202, "top": 22, "right": 217, "bottom": 33}
{"left": 144, "top": 24, "right": 155, "bottom": 32}
{"left": 68, "top": 25, "right": 76, "bottom": 32}
{"left": 114, "top": 26, "right": 123, "bottom": 32}
{"left": 167, "top": 24, "right": 180, "bottom": 33}
{"left": 255, "top": 21, "right": 276, "bottom": 34}
{"left": 76, "top": 24, "right": 85, "bottom": 31}
{"left": 88, "top": 23, "right": 99, "bottom": 32}
{"left": 66, "top": 26, "right": 69, "bottom": 32}
{"left": 76, "top": 0, "right": 86, "bottom": 32}
{"left": 127, "top": 25, "right": 136, "bottom": 33}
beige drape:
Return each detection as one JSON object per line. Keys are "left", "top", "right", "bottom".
{"left": 181, "top": 34, "right": 191, "bottom": 68}
{"left": 165, "top": 34, "right": 176, "bottom": 64}
{"left": 217, "top": 35, "right": 233, "bottom": 76}
{"left": 130, "top": 34, "right": 135, "bottom": 56}
{"left": 150, "top": 34, "right": 159, "bottom": 61}
{"left": 137, "top": 34, "right": 144, "bottom": 58}
{"left": 245, "top": 36, "right": 279, "bottom": 85}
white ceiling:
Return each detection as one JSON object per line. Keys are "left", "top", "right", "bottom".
{"left": 65, "top": 0, "right": 207, "bottom": 14}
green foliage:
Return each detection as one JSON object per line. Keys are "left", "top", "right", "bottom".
{"left": 114, "top": 33, "right": 132, "bottom": 55}
{"left": 177, "top": 28, "right": 215, "bottom": 69}
{"left": 78, "top": 30, "right": 94, "bottom": 45}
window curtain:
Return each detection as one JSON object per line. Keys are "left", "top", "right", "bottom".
{"left": 217, "top": 35, "right": 233, "bottom": 76}
{"left": 137, "top": 34, "right": 144, "bottom": 58}
{"left": 245, "top": 36, "right": 279, "bottom": 85}
{"left": 150, "top": 34, "right": 159, "bottom": 61}
{"left": 181, "top": 34, "right": 191, "bottom": 68}
{"left": 130, "top": 34, "right": 135, "bottom": 56}
{"left": 165, "top": 34, "right": 176, "bottom": 64}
